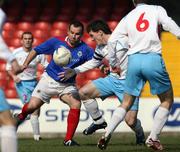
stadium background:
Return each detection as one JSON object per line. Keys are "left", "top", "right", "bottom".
{"left": 0, "top": 0, "right": 180, "bottom": 134}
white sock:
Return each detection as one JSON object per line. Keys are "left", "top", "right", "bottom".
{"left": 105, "top": 107, "right": 126, "bottom": 137}
{"left": 1, "top": 125, "right": 17, "bottom": 152}
{"left": 83, "top": 99, "right": 105, "bottom": 124}
{"left": 130, "top": 119, "right": 144, "bottom": 137}
{"left": 149, "top": 106, "right": 169, "bottom": 140}
{"left": 30, "top": 115, "right": 40, "bottom": 138}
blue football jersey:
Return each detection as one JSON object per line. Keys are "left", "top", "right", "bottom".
{"left": 34, "top": 37, "right": 94, "bottom": 83}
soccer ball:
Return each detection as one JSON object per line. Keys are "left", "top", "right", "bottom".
{"left": 53, "top": 46, "right": 72, "bottom": 66}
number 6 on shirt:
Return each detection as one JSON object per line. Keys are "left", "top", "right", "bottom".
{"left": 136, "top": 12, "right": 149, "bottom": 32}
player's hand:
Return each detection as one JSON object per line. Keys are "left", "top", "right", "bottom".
{"left": 14, "top": 65, "right": 27, "bottom": 74}
{"left": 13, "top": 76, "right": 21, "bottom": 83}
{"left": 99, "top": 64, "right": 110, "bottom": 75}
{"left": 110, "top": 66, "right": 121, "bottom": 76}
{"left": 58, "top": 68, "right": 76, "bottom": 81}
{"left": 11, "top": 59, "right": 22, "bottom": 74}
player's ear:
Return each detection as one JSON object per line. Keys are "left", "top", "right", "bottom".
{"left": 99, "top": 30, "right": 103, "bottom": 36}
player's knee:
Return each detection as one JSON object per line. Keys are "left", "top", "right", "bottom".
{"left": 61, "top": 93, "right": 81, "bottom": 109}
{"left": 78, "top": 88, "right": 90, "bottom": 100}
{"left": 125, "top": 116, "right": 136, "bottom": 127}
{"left": 28, "top": 100, "right": 41, "bottom": 112}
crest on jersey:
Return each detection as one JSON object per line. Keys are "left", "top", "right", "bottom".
{"left": 77, "top": 51, "right": 83, "bottom": 57}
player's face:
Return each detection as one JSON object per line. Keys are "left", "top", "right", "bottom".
{"left": 89, "top": 30, "right": 104, "bottom": 45}
{"left": 21, "top": 34, "right": 33, "bottom": 50}
{"left": 68, "top": 25, "right": 83, "bottom": 46}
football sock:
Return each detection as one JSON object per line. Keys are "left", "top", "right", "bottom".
{"left": 130, "top": 119, "right": 144, "bottom": 137}
{"left": 1, "top": 125, "right": 17, "bottom": 152}
{"left": 105, "top": 107, "right": 126, "bottom": 138}
{"left": 30, "top": 115, "right": 40, "bottom": 138}
{"left": 18, "top": 103, "right": 30, "bottom": 120}
{"left": 149, "top": 106, "right": 169, "bottom": 140}
{"left": 65, "top": 109, "right": 80, "bottom": 141}
{"left": 83, "top": 99, "right": 105, "bottom": 124}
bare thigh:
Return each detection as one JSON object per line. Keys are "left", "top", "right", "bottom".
{"left": 0, "top": 110, "right": 16, "bottom": 126}
{"left": 79, "top": 82, "right": 101, "bottom": 100}
{"left": 60, "top": 93, "right": 81, "bottom": 109}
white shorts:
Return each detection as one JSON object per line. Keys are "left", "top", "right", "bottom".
{"left": 32, "top": 72, "right": 78, "bottom": 103}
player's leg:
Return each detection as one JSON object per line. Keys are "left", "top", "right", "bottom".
{"left": 97, "top": 93, "right": 136, "bottom": 150}
{"left": 23, "top": 80, "right": 42, "bottom": 141}
{"left": 0, "top": 111, "right": 17, "bottom": 152}
{"left": 98, "top": 54, "right": 144, "bottom": 150}
{"left": 125, "top": 110, "right": 145, "bottom": 145}
{"left": 16, "top": 76, "right": 48, "bottom": 124}
{"left": 146, "top": 88, "right": 173, "bottom": 150}
{"left": 16, "top": 97, "right": 44, "bottom": 124}
{"left": 142, "top": 54, "right": 173, "bottom": 150}
{"left": 79, "top": 80, "right": 108, "bottom": 134}
{"left": 103, "top": 77, "right": 145, "bottom": 145}
{"left": 60, "top": 86, "right": 81, "bottom": 146}
{"left": 30, "top": 109, "right": 41, "bottom": 141}
{"left": 0, "top": 89, "right": 17, "bottom": 152}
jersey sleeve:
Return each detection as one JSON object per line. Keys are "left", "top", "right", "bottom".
{"left": 158, "top": 6, "right": 180, "bottom": 38}
{"left": 0, "top": 36, "right": 15, "bottom": 63}
{"left": 74, "top": 57, "right": 101, "bottom": 73}
{"left": 34, "top": 38, "right": 60, "bottom": 55}
{"left": 37, "top": 54, "right": 49, "bottom": 68}
{"left": 0, "top": 9, "right": 6, "bottom": 33}
{"left": 108, "top": 18, "right": 128, "bottom": 68}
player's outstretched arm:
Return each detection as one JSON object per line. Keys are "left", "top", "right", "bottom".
{"left": 23, "top": 50, "right": 37, "bottom": 68}
{"left": 11, "top": 59, "right": 22, "bottom": 74}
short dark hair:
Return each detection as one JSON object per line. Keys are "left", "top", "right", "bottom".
{"left": 68, "top": 20, "right": 84, "bottom": 34}
{"left": 133, "top": 0, "right": 148, "bottom": 4}
{"left": 87, "top": 20, "right": 112, "bottom": 34}
{"left": 21, "top": 31, "right": 33, "bottom": 39}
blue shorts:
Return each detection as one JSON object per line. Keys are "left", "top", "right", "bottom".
{"left": 15, "top": 79, "right": 37, "bottom": 104}
{"left": 125, "top": 53, "right": 171, "bottom": 96}
{"left": 92, "top": 75, "right": 139, "bottom": 111}
{"left": 0, "top": 89, "right": 10, "bottom": 112}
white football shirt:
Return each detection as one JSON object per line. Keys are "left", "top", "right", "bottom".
{"left": 6, "top": 47, "right": 49, "bottom": 80}
{"left": 108, "top": 4, "right": 180, "bottom": 55}
{"left": 75, "top": 40, "right": 128, "bottom": 79}
{"left": 0, "top": 8, "right": 15, "bottom": 62}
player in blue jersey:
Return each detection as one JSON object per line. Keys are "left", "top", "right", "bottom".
{"left": 14, "top": 20, "right": 94, "bottom": 146}
{"left": 59, "top": 20, "right": 145, "bottom": 146}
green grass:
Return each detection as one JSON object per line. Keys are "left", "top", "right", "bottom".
{"left": 18, "top": 133, "right": 180, "bottom": 152}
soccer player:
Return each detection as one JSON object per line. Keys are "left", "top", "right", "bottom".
{"left": 98, "top": 0, "right": 180, "bottom": 150}
{"left": 6, "top": 32, "right": 48, "bottom": 141}
{"left": 0, "top": 7, "right": 21, "bottom": 152}
{"left": 59, "top": 20, "right": 145, "bottom": 145}
{"left": 14, "top": 20, "right": 94, "bottom": 146}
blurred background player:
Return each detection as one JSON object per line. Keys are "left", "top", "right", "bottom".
{"left": 6, "top": 31, "right": 48, "bottom": 141}
{"left": 0, "top": 5, "right": 21, "bottom": 152}
{"left": 98, "top": 0, "right": 180, "bottom": 150}
{"left": 59, "top": 20, "right": 145, "bottom": 145}
{"left": 14, "top": 20, "right": 94, "bottom": 146}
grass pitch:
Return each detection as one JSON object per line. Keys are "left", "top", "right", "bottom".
{"left": 18, "top": 133, "right": 180, "bottom": 152}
